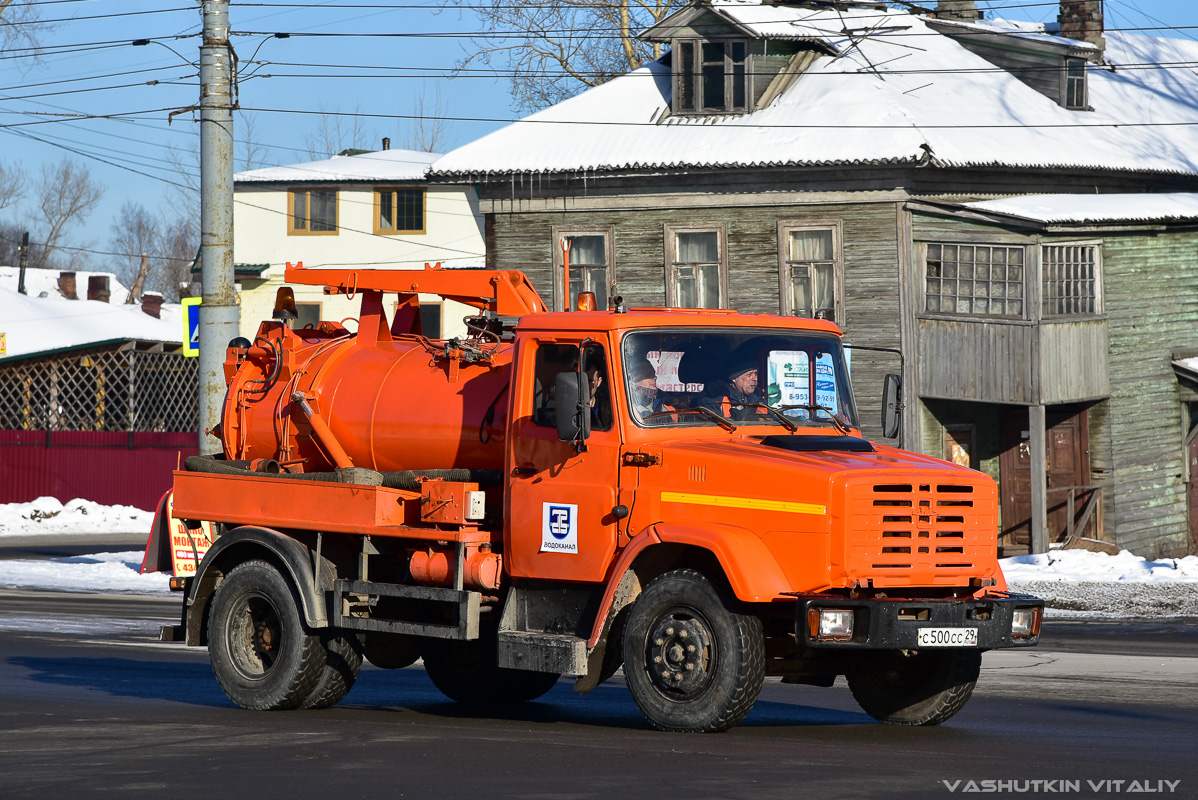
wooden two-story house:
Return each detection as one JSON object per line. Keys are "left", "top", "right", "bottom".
{"left": 431, "top": 0, "right": 1198, "bottom": 556}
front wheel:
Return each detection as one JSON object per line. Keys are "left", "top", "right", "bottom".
{"left": 847, "top": 649, "right": 982, "bottom": 726}
{"left": 622, "top": 569, "right": 764, "bottom": 733}
{"left": 207, "top": 560, "right": 324, "bottom": 710}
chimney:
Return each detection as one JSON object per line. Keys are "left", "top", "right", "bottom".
{"left": 141, "top": 291, "right": 164, "bottom": 319}
{"left": 58, "top": 271, "right": 78, "bottom": 300}
{"left": 382, "top": 137, "right": 391, "bottom": 151}
{"left": 87, "top": 275, "right": 110, "bottom": 303}
{"left": 1058, "top": 0, "right": 1105, "bottom": 52}
{"left": 934, "top": 1, "right": 982, "bottom": 23}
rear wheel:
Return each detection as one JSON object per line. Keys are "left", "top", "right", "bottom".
{"left": 362, "top": 632, "right": 421, "bottom": 670}
{"left": 847, "top": 649, "right": 982, "bottom": 725}
{"left": 622, "top": 569, "right": 764, "bottom": 733}
{"left": 207, "top": 560, "right": 323, "bottom": 710}
{"left": 301, "top": 629, "right": 363, "bottom": 709}
{"left": 422, "top": 633, "right": 560, "bottom": 705}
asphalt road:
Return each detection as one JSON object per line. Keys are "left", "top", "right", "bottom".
{"left": 0, "top": 589, "right": 1195, "bottom": 800}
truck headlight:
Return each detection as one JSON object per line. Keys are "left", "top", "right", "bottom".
{"left": 808, "top": 608, "right": 854, "bottom": 641}
{"left": 1012, "top": 607, "right": 1041, "bottom": 638}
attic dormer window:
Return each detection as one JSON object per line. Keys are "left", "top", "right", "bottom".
{"left": 674, "top": 39, "right": 748, "bottom": 114}
{"left": 1064, "top": 57, "right": 1087, "bottom": 109}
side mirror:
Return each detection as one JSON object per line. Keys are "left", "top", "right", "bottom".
{"left": 555, "top": 370, "right": 592, "bottom": 446}
{"left": 881, "top": 373, "right": 902, "bottom": 440}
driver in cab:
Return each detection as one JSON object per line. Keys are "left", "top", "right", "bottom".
{"left": 703, "top": 356, "right": 769, "bottom": 422}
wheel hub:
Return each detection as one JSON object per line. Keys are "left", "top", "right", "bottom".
{"left": 647, "top": 612, "right": 712, "bottom": 698}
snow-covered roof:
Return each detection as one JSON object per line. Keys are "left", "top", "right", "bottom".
{"left": 0, "top": 286, "right": 182, "bottom": 362}
{"left": 962, "top": 193, "right": 1198, "bottom": 225}
{"left": 0, "top": 267, "right": 133, "bottom": 305}
{"left": 642, "top": 0, "right": 847, "bottom": 43}
{"left": 433, "top": 1, "right": 1198, "bottom": 178}
{"left": 236, "top": 148, "right": 441, "bottom": 184}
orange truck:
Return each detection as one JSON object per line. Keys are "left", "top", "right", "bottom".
{"left": 155, "top": 263, "right": 1042, "bottom": 732}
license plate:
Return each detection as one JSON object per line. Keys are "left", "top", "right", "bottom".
{"left": 917, "top": 627, "right": 978, "bottom": 647}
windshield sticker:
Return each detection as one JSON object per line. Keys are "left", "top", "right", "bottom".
{"left": 541, "top": 502, "right": 579, "bottom": 554}
{"left": 768, "top": 351, "right": 810, "bottom": 416}
{"left": 815, "top": 353, "right": 839, "bottom": 414}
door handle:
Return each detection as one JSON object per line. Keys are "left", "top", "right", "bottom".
{"left": 511, "top": 466, "right": 537, "bottom": 477}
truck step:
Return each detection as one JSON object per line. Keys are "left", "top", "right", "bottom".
{"left": 497, "top": 631, "right": 588, "bottom": 675}
{"left": 332, "top": 579, "right": 481, "bottom": 641}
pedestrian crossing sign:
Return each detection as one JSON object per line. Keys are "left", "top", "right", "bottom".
{"left": 182, "top": 297, "right": 201, "bottom": 357}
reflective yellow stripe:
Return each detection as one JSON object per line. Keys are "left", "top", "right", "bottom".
{"left": 660, "top": 491, "right": 826, "bottom": 516}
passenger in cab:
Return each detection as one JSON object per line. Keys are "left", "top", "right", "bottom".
{"left": 628, "top": 358, "right": 676, "bottom": 423}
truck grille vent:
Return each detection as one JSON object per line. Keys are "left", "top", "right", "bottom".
{"left": 843, "top": 481, "right": 995, "bottom": 586}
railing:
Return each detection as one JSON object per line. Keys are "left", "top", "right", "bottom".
{"left": 1048, "top": 484, "right": 1104, "bottom": 545}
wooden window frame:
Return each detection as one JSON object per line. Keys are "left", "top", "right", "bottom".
{"left": 1062, "top": 57, "right": 1088, "bottom": 110}
{"left": 671, "top": 37, "right": 751, "bottom": 115}
{"left": 777, "top": 220, "right": 844, "bottom": 324}
{"left": 1040, "top": 240, "right": 1103, "bottom": 318}
{"left": 287, "top": 188, "right": 338, "bottom": 236}
{"left": 551, "top": 225, "right": 615, "bottom": 312}
{"left": 919, "top": 241, "right": 1031, "bottom": 320}
{"left": 665, "top": 222, "right": 729, "bottom": 309}
{"left": 374, "top": 186, "right": 427, "bottom": 235}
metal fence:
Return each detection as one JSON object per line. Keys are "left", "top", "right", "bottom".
{"left": 0, "top": 344, "right": 198, "bottom": 432}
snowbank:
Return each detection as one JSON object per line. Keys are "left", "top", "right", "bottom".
{"left": 0, "top": 496, "right": 154, "bottom": 536}
{"left": 1001, "top": 550, "right": 1198, "bottom": 584}
{"left": 0, "top": 550, "right": 170, "bottom": 595}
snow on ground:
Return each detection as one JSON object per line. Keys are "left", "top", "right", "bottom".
{"left": 0, "top": 551, "right": 170, "bottom": 596}
{"left": 0, "top": 499, "right": 1195, "bottom": 615}
{"left": 0, "top": 496, "right": 155, "bottom": 536}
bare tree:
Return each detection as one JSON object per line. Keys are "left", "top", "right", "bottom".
{"left": 456, "top": 0, "right": 686, "bottom": 111}
{"left": 0, "top": 0, "right": 56, "bottom": 60}
{"left": 0, "top": 223, "right": 46, "bottom": 269}
{"left": 156, "top": 215, "right": 199, "bottom": 301}
{"left": 108, "top": 202, "right": 161, "bottom": 298}
{"left": 35, "top": 158, "right": 103, "bottom": 267}
{"left": 403, "top": 85, "right": 451, "bottom": 153}
{"left": 304, "top": 102, "right": 381, "bottom": 160}
{"left": 0, "top": 161, "right": 25, "bottom": 214}
{"left": 238, "top": 110, "right": 267, "bottom": 171}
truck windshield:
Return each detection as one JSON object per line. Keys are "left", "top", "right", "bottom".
{"left": 622, "top": 330, "right": 859, "bottom": 431}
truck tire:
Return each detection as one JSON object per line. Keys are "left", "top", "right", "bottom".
{"left": 622, "top": 569, "right": 765, "bottom": 733}
{"left": 847, "top": 649, "right": 982, "bottom": 726}
{"left": 301, "top": 629, "right": 364, "bottom": 710}
{"left": 208, "top": 560, "right": 324, "bottom": 711}
{"left": 362, "top": 632, "right": 421, "bottom": 670}
{"left": 422, "top": 634, "right": 560, "bottom": 705}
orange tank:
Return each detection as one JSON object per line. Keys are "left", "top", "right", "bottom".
{"left": 221, "top": 324, "right": 514, "bottom": 473}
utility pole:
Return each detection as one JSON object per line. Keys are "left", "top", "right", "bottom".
{"left": 199, "top": 0, "right": 238, "bottom": 453}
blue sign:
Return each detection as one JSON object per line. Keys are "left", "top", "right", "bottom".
{"left": 548, "top": 505, "right": 572, "bottom": 540}
{"left": 182, "top": 297, "right": 201, "bottom": 357}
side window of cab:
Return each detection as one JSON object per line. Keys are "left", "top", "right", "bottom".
{"left": 531, "top": 342, "right": 612, "bottom": 431}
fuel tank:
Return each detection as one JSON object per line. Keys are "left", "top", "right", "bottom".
{"left": 221, "top": 322, "right": 514, "bottom": 473}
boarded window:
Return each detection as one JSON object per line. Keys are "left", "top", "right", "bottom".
{"left": 1042, "top": 243, "right": 1101, "bottom": 316}
{"left": 924, "top": 243, "right": 1025, "bottom": 317}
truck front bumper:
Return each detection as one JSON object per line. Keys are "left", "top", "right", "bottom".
{"left": 793, "top": 594, "right": 1044, "bottom": 650}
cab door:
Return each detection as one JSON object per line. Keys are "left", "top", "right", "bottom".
{"left": 506, "top": 338, "right": 623, "bottom": 583}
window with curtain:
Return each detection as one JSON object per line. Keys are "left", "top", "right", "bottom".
{"left": 289, "top": 189, "right": 338, "bottom": 234}
{"left": 780, "top": 224, "right": 840, "bottom": 323}
{"left": 552, "top": 227, "right": 614, "bottom": 311}
{"left": 667, "top": 226, "right": 726, "bottom": 309}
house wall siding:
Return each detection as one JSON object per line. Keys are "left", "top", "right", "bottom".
{"left": 1101, "top": 230, "right": 1198, "bottom": 556}
{"left": 486, "top": 201, "right": 903, "bottom": 441}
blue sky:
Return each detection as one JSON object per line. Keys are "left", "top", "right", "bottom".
{"left": 3, "top": 0, "right": 1198, "bottom": 269}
